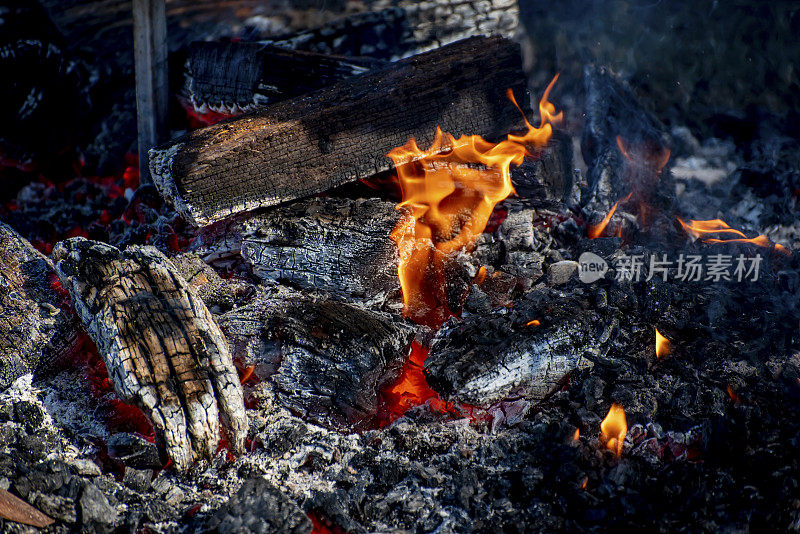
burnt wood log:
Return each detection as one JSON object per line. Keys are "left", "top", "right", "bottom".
{"left": 185, "top": 42, "right": 387, "bottom": 115}
{"left": 581, "top": 65, "right": 673, "bottom": 214}
{"left": 150, "top": 36, "right": 531, "bottom": 226}
{"left": 267, "top": 0, "right": 519, "bottom": 60}
{"left": 52, "top": 238, "right": 247, "bottom": 471}
{"left": 218, "top": 286, "right": 417, "bottom": 431}
{"left": 0, "top": 222, "right": 79, "bottom": 391}
{"left": 192, "top": 197, "right": 405, "bottom": 304}
{"left": 425, "top": 289, "right": 610, "bottom": 405}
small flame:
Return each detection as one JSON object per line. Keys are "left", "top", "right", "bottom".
{"left": 600, "top": 403, "right": 627, "bottom": 456}
{"left": 588, "top": 192, "right": 633, "bottom": 239}
{"left": 655, "top": 328, "right": 671, "bottom": 359}
{"left": 389, "top": 78, "right": 561, "bottom": 327}
{"left": 677, "top": 218, "right": 790, "bottom": 254}
{"left": 580, "top": 477, "right": 588, "bottom": 490}
{"left": 573, "top": 428, "right": 580, "bottom": 442}
{"left": 526, "top": 319, "right": 541, "bottom": 327}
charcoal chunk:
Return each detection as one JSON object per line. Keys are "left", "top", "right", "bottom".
{"left": 204, "top": 478, "right": 310, "bottom": 534}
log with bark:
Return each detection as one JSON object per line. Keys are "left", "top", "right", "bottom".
{"left": 150, "top": 36, "right": 532, "bottom": 226}
{"left": 185, "top": 42, "right": 387, "bottom": 115}
{"left": 0, "top": 222, "right": 79, "bottom": 391}
{"left": 218, "top": 286, "right": 417, "bottom": 431}
{"left": 192, "top": 197, "right": 406, "bottom": 304}
{"left": 425, "top": 288, "right": 610, "bottom": 405}
{"left": 52, "top": 238, "right": 247, "bottom": 471}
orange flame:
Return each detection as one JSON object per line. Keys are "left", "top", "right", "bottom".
{"left": 600, "top": 403, "right": 627, "bottom": 456}
{"left": 526, "top": 319, "right": 541, "bottom": 327}
{"left": 677, "top": 218, "right": 790, "bottom": 254}
{"left": 389, "top": 77, "right": 561, "bottom": 327}
{"left": 655, "top": 328, "right": 671, "bottom": 359}
{"left": 588, "top": 192, "right": 632, "bottom": 239}
{"left": 573, "top": 428, "right": 580, "bottom": 442}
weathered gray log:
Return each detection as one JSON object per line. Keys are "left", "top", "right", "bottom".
{"left": 185, "top": 42, "right": 386, "bottom": 115}
{"left": 268, "top": 0, "right": 519, "bottom": 60}
{"left": 150, "top": 36, "right": 531, "bottom": 226}
{"left": 0, "top": 223, "right": 79, "bottom": 391}
{"left": 218, "top": 286, "right": 417, "bottom": 431}
{"left": 52, "top": 238, "right": 247, "bottom": 471}
{"left": 426, "top": 289, "right": 608, "bottom": 405}
{"left": 132, "top": 0, "right": 169, "bottom": 184}
{"left": 581, "top": 65, "right": 673, "bottom": 214}
{"left": 192, "top": 197, "right": 405, "bottom": 304}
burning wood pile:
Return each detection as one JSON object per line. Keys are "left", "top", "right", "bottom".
{"left": 2, "top": 0, "right": 800, "bottom": 532}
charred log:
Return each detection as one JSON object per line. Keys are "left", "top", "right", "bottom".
{"left": 218, "top": 286, "right": 417, "bottom": 431}
{"left": 169, "top": 252, "right": 256, "bottom": 315}
{"left": 265, "top": 0, "right": 519, "bottom": 60}
{"left": 0, "top": 223, "right": 79, "bottom": 391}
{"left": 425, "top": 289, "right": 609, "bottom": 405}
{"left": 150, "top": 36, "right": 531, "bottom": 226}
{"left": 185, "top": 42, "right": 387, "bottom": 115}
{"left": 581, "top": 65, "right": 673, "bottom": 214}
{"left": 193, "top": 197, "right": 405, "bottom": 304}
{"left": 512, "top": 130, "right": 578, "bottom": 205}
{"left": 52, "top": 238, "right": 247, "bottom": 471}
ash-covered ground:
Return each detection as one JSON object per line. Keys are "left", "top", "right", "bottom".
{"left": 2, "top": 1, "right": 800, "bottom": 533}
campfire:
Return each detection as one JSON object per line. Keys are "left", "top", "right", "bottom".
{"left": 1, "top": 0, "right": 800, "bottom": 532}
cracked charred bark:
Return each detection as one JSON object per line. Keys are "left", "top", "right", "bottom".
{"left": 0, "top": 222, "right": 79, "bottom": 391}
{"left": 150, "top": 36, "right": 531, "bottom": 226}
{"left": 426, "top": 290, "right": 609, "bottom": 405}
{"left": 52, "top": 238, "right": 247, "bottom": 471}
{"left": 218, "top": 286, "right": 417, "bottom": 431}
{"left": 193, "top": 197, "right": 405, "bottom": 304}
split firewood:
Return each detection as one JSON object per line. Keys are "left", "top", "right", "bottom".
{"left": 185, "top": 42, "right": 387, "bottom": 115}
{"left": 218, "top": 286, "right": 417, "bottom": 431}
{"left": 425, "top": 290, "right": 609, "bottom": 405}
{"left": 52, "top": 238, "right": 247, "bottom": 471}
{"left": 192, "top": 197, "right": 406, "bottom": 304}
{"left": 0, "top": 222, "right": 79, "bottom": 391}
{"left": 150, "top": 35, "right": 531, "bottom": 226}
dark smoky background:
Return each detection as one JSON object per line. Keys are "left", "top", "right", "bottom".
{"left": 518, "top": 0, "right": 800, "bottom": 139}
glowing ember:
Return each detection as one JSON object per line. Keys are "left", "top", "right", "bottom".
{"left": 378, "top": 342, "right": 454, "bottom": 425}
{"left": 526, "top": 319, "right": 541, "bottom": 327}
{"left": 677, "top": 218, "right": 790, "bottom": 254}
{"left": 600, "top": 403, "right": 627, "bottom": 456}
{"left": 655, "top": 328, "right": 671, "bottom": 359}
{"left": 389, "top": 76, "right": 562, "bottom": 328}
{"left": 587, "top": 192, "right": 632, "bottom": 239}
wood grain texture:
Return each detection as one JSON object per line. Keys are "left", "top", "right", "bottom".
{"left": 0, "top": 487, "right": 54, "bottom": 529}
{"left": 219, "top": 286, "right": 417, "bottom": 431}
{"left": 192, "top": 197, "right": 406, "bottom": 303}
{"left": 52, "top": 238, "right": 247, "bottom": 471}
{"left": 0, "top": 222, "right": 79, "bottom": 391}
{"left": 426, "top": 291, "right": 608, "bottom": 405}
{"left": 150, "top": 36, "right": 531, "bottom": 226}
